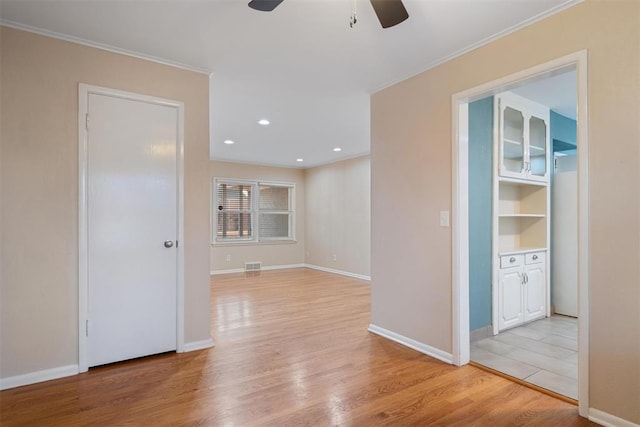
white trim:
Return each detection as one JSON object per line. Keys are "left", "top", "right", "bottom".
{"left": 210, "top": 264, "right": 370, "bottom": 280}
{"left": 589, "top": 409, "right": 640, "bottom": 427}
{"left": 0, "top": 20, "right": 210, "bottom": 75}
{"left": 263, "top": 263, "right": 305, "bottom": 271}
{"left": 451, "top": 51, "right": 589, "bottom": 414}
{"left": 183, "top": 338, "right": 215, "bottom": 353}
{"left": 211, "top": 268, "right": 245, "bottom": 275}
{"left": 372, "top": 0, "right": 583, "bottom": 93}
{"left": 78, "top": 83, "right": 185, "bottom": 372}
{"left": 0, "top": 365, "right": 79, "bottom": 391}
{"left": 491, "top": 96, "right": 501, "bottom": 336}
{"left": 176, "top": 94, "right": 186, "bottom": 354}
{"left": 304, "top": 264, "right": 371, "bottom": 281}
{"left": 368, "top": 324, "right": 453, "bottom": 365}
{"left": 452, "top": 101, "right": 470, "bottom": 366}
{"left": 210, "top": 263, "right": 306, "bottom": 275}
{"left": 78, "top": 86, "right": 89, "bottom": 373}
{"left": 575, "top": 51, "right": 590, "bottom": 417}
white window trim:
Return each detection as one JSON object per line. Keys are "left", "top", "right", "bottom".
{"left": 212, "top": 177, "right": 296, "bottom": 245}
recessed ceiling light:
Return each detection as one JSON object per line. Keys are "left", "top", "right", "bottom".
{"left": 333, "top": 147, "right": 342, "bottom": 152}
{"left": 258, "top": 119, "right": 270, "bottom": 126}
{"left": 223, "top": 140, "right": 235, "bottom": 145}
{"left": 296, "top": 158, "right": 304, "bottom": 162}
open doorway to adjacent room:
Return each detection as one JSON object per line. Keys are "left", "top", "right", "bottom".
{"left": 452, "top": 51, "right": 588, "bottom": 413}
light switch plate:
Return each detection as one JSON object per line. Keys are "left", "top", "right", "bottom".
{"left": 439, "top": 211, "right": 450, "bottom": 227}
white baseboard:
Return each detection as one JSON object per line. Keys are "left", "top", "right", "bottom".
{"left": 211, "top": 267, "right": 244, "bottom": 275}
{"left": 368, "top": 324, "right": 453, "bottom": 364}
{"left": 1, "top": 339, "right": 215, "bottom": 390}
{"left": 0, "top": 364, "right": 79, "bottom": 391}
{"left": 183, "top": 338, "right": 215, "bottom": 352}
{"left": 210, "top": 263, "right": 305, "bottom": 275}
{"left": 304, "top": 264, "right": 371, "bottom": 281}
{"left": 263, "top": 263, "right": 305, "bottom": 271}
{"left": 589, "top": 408, "right": 640, "bottom": 427}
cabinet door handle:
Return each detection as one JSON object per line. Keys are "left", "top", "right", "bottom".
{"left": 532, "top": 254, "right": 538, "bottom": 260}
{"left": 524, "top": 273, "right": 528, "bottom": 284}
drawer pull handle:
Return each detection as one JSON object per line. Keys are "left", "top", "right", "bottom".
{"left": 510, "top": 257, "right": 516, "bottom": 263}
{"left": 532, "top": 255, "right": 538, "bottom": 260}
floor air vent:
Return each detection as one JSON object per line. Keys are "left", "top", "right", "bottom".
{"left": 244, "top": 261, "right": 261, "bottom": 272}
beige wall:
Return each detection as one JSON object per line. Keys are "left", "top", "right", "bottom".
{"left": 371, "top": 0, "right": 640, "bottom": 422}
{"left": 210, "top": 161, "right": 305, "bottom": 272}
{"left": 305, "top": 156, "right": 370, "bottom": 277}
{"left": 210, "top": 158, "right": 371, "bottom": 278}
{"left": 0, "top": 28, "right": 211, "bottom": 378}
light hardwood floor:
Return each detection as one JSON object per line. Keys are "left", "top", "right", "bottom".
{"left": 1, "top": 269, "right": 595, "bottom": 426}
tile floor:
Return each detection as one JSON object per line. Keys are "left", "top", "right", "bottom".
{"left": 470, "top": 315, "right": 578, "bottom": 400}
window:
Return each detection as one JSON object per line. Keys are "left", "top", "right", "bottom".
{"left": 215, "top": 182, "right": 253, "bottom": 241}
{"left": 213, "top": 178, "right": 294, "bottom": 243}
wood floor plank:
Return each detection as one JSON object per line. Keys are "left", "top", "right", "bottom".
{"left": 1, "top": 268, "right": 594, "bottom": 426}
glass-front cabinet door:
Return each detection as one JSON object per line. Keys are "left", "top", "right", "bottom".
{"left": 501, "top": 106, "right": 525, "bottom": 175}
{"left": 528, "top": 115, "right": 547, "bottom": 177}
{"left": 497, "top": 92, "right": 550, "bottom": 182}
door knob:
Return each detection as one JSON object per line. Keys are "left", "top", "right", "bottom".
{"left": 164, "top": 240, "right": 174, "bottom": 248}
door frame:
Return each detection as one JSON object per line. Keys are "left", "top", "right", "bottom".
{"left": 78, "top": 83, "right": 185, "bottom": 372}
{"left": 451, "top": 50, "right": 589, "bottom": 415}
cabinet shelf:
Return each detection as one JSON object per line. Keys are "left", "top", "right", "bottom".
{"left": 503, "top": 138, "right": 523, "bottom": 159}
{"left": 498, "top": 182, "right": 547, "bottom": 217}
{"left": 498, "top": 216, "right": 547, "bottom": 252}
{"left": 530, "top": 145, "right": 545, "bottom": 154}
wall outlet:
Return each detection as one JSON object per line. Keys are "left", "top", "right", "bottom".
{"left": 225, "top": 254, "right": 231, "bottom": 262}
{"left": 331, "top": 254, "right": 337, "bottom": 262}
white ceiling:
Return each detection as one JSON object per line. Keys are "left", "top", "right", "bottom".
{"left": 0, "top": 0, "right": 580, "bottom": 168}
{"left": 512, "top": 69, "right": 576, "bottom": 119}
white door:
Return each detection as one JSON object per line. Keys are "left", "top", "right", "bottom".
{"left": 524, "top": 263, "right": 546, "bottom": 321}
{"left": 552, "top": 154, "right": 578, "bottom": 316}
{"left": 87, "top": 91, "right": 178, "bottom": 367}
{"left": 499, "top": 267, "right": 524, "bottom": 330}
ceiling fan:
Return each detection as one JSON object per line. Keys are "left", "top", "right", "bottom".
{"left": 248, "top": 0, "right": 409, "bottom": 29}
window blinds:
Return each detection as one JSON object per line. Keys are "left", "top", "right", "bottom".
{"left": 214, "top": 180, "right": 294, "bottom": 242}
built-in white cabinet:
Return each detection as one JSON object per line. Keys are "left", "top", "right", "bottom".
{"left": 498, "top": 251, "right": 546, "bottom": 331}
{"left": 497, "top": 92, "right": 550, "bottom": 182}
{"left": 499, "top": 256, "right": 525, "bottom": 330}
{"left": 493, "top": 91, "right": 551, "bottom": 334}
{"left": 497, "top": 181, "right": 547, "bottom": 253}
{"left": 523, "top": 253, "right": 546, "bottom": 321}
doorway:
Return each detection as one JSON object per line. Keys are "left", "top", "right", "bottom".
{"left": 451, "top": 51, "right": 589, "bottom": 415}
{"left": 78, "top": 84, "right": 186, "bottom": 371}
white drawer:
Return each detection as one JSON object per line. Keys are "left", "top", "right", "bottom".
{"left": 525, "top": 252, "right": 545, "bottom": 264}
{"left": 501, "top": 254, "right": 524, "bottom": 268}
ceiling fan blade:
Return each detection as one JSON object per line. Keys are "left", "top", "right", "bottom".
{"left": 248, "top": 0, "right": 284, "bottom": 12}
{"left": 370, "top": 0, "right": 409, "bottom": 28}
